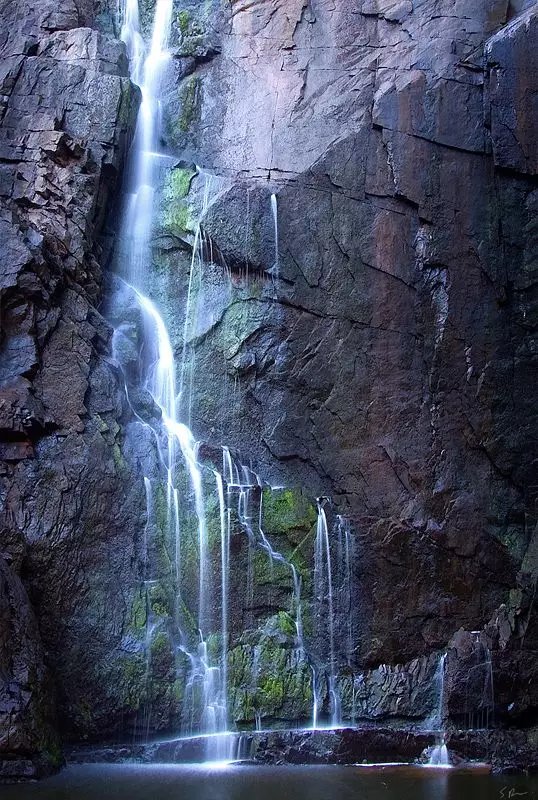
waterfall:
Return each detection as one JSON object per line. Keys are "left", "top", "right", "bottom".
{"left": 270, "top": 193, "right": 279, "bottom": 277}
{"left": 428, "top": 737, "right": 451, "bottom": 767}
{"left": 118, "top": 0, "right": 231, "bottom": 754}
{"left": 116, "top": 0, "right": 348, "bottom": 749}
{"left": 119, "top": 0, "right": 173, "bottom": 288}
{"left": 428, "top": 653, "right": 451, "bottom": 767}
{"left": 120, "top": 0, "right": 144, "bottom": 86}
{"left": 230, "top": 456, "right": 307, "bottom": 656}
{"left": 433, "top": 652, "right": 446, "bottom": 732}
{"left": 215, "top": 470, "right": 230, "bottom": 732}
{"left": 313, "top": 502, "right": 340, "bottom": 728}
{"left": 336, "top": 515, "right": 354, "bottom": 667}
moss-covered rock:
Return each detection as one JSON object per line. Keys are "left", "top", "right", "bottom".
{"left": 262, "top": 487, "right": 317, "bottom": 540}
{"left": 159, "top": 166, "right": 196, "bottom": 236}
{"left": 179, "top": 75, "right": 201, "bottom": 133}
{"left": 128, "top": 588, "right": 148, "bottom": 636}
{"left": 228, "top": 614, "right": 313, "bottom": 726}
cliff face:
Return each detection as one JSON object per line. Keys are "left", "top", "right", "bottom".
{"left": 0, "top": 0, "right": 141, "bottom": 779}
{"left": 0, "top": 0, "right": 537, "bottom": 778}
{"left": 160, "top": 0, "right": 537, "bottom": 726}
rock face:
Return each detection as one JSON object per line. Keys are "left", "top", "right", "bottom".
{"left": 0, "top": 0, "right": 141, "bottom": 779}
{"left": 153, "top": 0, "right": 537, "bottom": 735}
{"left": 0, "top": 0, "right": 537, "bottom": 776}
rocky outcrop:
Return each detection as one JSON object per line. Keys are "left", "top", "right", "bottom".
{"left": 0, "top": 0, "right": 140, "bottom": 778}
{"left": 0, "top": 559, "right": 57, "bottom": 781}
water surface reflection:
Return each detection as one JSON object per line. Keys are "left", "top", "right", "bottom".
{"left": 1, "top": 764, "right": 535, "bottom": 800}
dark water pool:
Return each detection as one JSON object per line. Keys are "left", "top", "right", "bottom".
{"left": 1, "top": 764, "right": 536, "bottom": 800}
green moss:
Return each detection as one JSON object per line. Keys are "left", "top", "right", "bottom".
{"left": 119, "top": 654, "right": 147, "bottom": 710}
{"left": 175, "top": 8, "right": 206, "bottom": 54}
{"left": 252, "top": 548, "right": 291, "bottom": 591}
{"left": 112, "top": 442, "right": 127, "bottom": 473}
{"left": 177, "top": 595, "right": 198, "bottom": 640}
{"left": 177, "top": 9, "right": 190, "bottom": 35}
{"left": 171, "top": 677, "right": 184, "bottom": 703}
{"left": 277, "top": 611, "right": 296, "bottom": 638}
{"left": 151, "top": 630, "right": 170, "bottom": 658}
{"left": 227, "top": 610, "right": 315, "bottom": 725}
{"left": 206, "top": 632, "right": 222, "bottom": 663}
{"left": 258, "top": 676, "right": 284, "bottom": 708}
{"left": 166, "top": 167, "right": 193, "bottom": 200}
{"left": 161, "top": 167, "right": 195, "bottom": 234}
{"left": 128, "top": 590, "right": 148, "bottom": 634}
{"left": 205, "top": 491, "right": 222, "bottom": 550}
{"left": 152, "top": 482, "right": 174, "bottom": 577}
{"left": 179, "top": 76, "right": 201, "bottom": 133}
{"left": 299, "top": 601, "right": 314, "bottom": 640}
{"left": 148, "top": 583, "right": 173, "bottom": 618}
{"left": 263, "top": 488, "right": 317, "bottom": 538}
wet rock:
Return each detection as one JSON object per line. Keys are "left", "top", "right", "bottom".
{"left": 0, "top": 558, "right": 59, "bottom": 777}
{"left": 63, "top": 724, "right": 538, "bottom": 772}
{"left": 156, "top": 0, "right": 537, "bottom": 753}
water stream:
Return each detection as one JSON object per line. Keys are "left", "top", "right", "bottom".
{"left": 118, "top": 0, "right": 232, "bottom": 755}
{"left": 428, "top": 654, "right": 450, "bottom": 767}
{"left": 313, "top": 502, "right": 339, "bottom": 728}
{"left": 270, "top": 193, "right": 279, "bottom": 278}
{"left": 116, "top": 0, "right": 322, "bottom": 758}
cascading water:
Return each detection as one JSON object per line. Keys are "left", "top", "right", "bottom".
{"left": 270, "top": 193, "right": 279, "bottom": 278}
{"left": 428, "top": 653, "right": 451, "bottom": 767}
{"left": 117, "top": 0, "right": 232, "bottom": 757}
{"left": 428, "top": 738, "right": 451, "bottom": 767}
{"left": 115, "top": 0, "right": 359, "bottom": 754}
{"left": 313, "top": 501, "right": 340, "bottom": 728}
{"left": 120, "top": 0, "right": 144, "bottom": 86}
{"left": 227, "top": 454, "right": 308, "bottom": 659}
{"left": 430, "top": 652, "right": 446, "bottom": 733}
{"left": 336, "top": 515, "right": 354, "bottom": 667}
{"left": 119, "top": 0, "right": 173, "bottom": 287}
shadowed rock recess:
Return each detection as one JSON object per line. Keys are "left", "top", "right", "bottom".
{"left": 0, "top": 0, "right": 537, "bottom": 780}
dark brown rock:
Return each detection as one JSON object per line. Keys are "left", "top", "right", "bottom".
{"left": 0, "top": 0, "right": 142, "bottom": 773}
